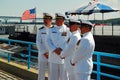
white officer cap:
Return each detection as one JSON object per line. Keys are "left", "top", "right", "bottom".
{"left": 69, "top": 19, "right": 81, "bottom": 25}
{"left": 80, "top": 19, "right": 93, "bottom": 27}
{"left": 43, "top": 13, "right": 53, "bottom": 19}
{"left": 55, "top": 13, "right": 66, "bottom": 19}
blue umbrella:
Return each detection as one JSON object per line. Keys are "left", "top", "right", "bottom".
{"left": 66, "top": 2, "right": 94, "bottom": 15}
{"left": 83, "top": 2, "right": 118, "bottom": 13}
{"left": 65, "top": 2, "right": 119, "bottom": 35}
{"left": 66, "top": 2, "right": 119, "bottom": 15}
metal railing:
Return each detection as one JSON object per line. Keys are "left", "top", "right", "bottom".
{"left": 92, "top": 25, "right": 120, "bottom": 36}
{"left": 93, "top": 51, "right": 120, "bottom": 80}
{"left": 0, "top": 38, "right": 38, "bottom": 69}
{"left": 0, "top": 38, "right": 120, "bottom": 80}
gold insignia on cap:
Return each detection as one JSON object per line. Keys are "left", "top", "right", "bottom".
{"left": 43, "top": 13, "right": 52, "bottom": 19}
{"left": 55, "top": 13, "right": 64, "bottom": 19}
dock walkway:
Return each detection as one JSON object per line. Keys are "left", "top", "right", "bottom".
{"left": 0, "top": 69, "right": 23, "bottom": 80}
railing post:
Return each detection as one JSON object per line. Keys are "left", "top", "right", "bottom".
{"left": 97, "top": 52, "right": 101, "bottom": 80}
{"left": 112, "top": 23, "right": 113, "bottom": 36}
{"left": 8, "top": 40, "right": 11, "bottom": 63}
{"left": 27, "top": 43, "right": 31, "bottom": 69}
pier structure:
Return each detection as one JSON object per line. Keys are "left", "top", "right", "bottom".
{"left": 0, "top": 16, "right": 120, "bottom": 36}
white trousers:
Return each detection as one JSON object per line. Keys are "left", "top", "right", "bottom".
{"left": 69, "top": 74, "right": 76, "bottom": 80}
{"left": 48, "top": 63, "right": 68, "bottom": 80}
{"left": 38, "top": 61, "right": 48, "bottom": 80}
{"left": 75, "top": 73, "right": 91, "bottom": 80}
{"left": 65, "top": 67, "right": 76, "bottom": 80}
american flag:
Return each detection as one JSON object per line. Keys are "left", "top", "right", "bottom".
{"left": 22, "top": 8, "right": 36, "bottom": 20}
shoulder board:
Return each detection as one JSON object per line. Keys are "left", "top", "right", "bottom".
{"left": 67, "top": 38, "right": 70, "bottom": 43}
{"left": 39, "top": 27, "right": 44, "bottom": 30}
{"left": 76, "top": 40, "right": 80, "bottom": 45}
{"left": 50, "top": 26, "right": 54, "bottom": 28}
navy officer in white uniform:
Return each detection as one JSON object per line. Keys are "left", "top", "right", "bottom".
{"left": 71, "top": 20, "right": 95, "bottom": 80}
{"left": 36, "top": 13, "right": 53, "bottom": 80}
{"left": 46, "top": 13, "right": 71, "bottom": 80}
{"left": 60, "top": 19, "right": 81, "bottom": 80}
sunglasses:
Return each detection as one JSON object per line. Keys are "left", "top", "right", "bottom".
{"left": 44, "top": 18, "right": 52, "bottom": 19}
{"left": 80, "top": 24, "right": 91, "bottom": 27}
{"left": 69, "top": 22, "right": 80, "bottom": 26}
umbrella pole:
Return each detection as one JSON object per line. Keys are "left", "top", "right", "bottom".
{"left": 102, "top": 13, "right": 104, "bottom": 35}
{"left": 87, "top": 15, "right": 89, "bottom": 20}
{"left": 78, "top": 15, "right": 80, "bottom": 19}
{"left": 93, "top": 13, "right": 96, "bottom": 35}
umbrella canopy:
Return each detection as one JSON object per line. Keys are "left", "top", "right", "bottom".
{"left": 65, "top": 2, "right": 119, "bottom": 35}
{"left": 66, "top": 2, "right": 119, "bottom": 15}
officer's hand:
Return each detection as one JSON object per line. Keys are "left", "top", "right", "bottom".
{"left": 44, "top": 52, "right": 49, "bottom": 59}
{"left": 54, "top": 48, "right": 62, "bottom": 55}
{"left": 60, "top": 55, "right": 65, "bottom": 59}
{"left": 70, "top": 60, "right": 75, "bottom": 66}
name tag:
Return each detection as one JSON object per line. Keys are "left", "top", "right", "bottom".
{"left": 52, "top": 31, "right": 57, "bottom": 33}
{"left": 41, "top": 33, "right": 46, "bottom": 34}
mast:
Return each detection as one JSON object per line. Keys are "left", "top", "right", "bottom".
{"left": 33, "top": 7, "right": 37, "bottom": 34}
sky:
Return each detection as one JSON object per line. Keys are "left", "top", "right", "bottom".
{"left": 0, "top": 0, "right": 120, "bottom": 20}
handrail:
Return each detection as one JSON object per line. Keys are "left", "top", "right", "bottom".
{"left": 94, "top": 51, "right": 120, "bottom": 58}
{"left": 93, "top": 51, "right": 120, "bottom": 80}
{"left": 0, "top": 38, "right": 37, "bottom": 69}
{"left": 0, "top": 38, "right": 120, "bottom": 80}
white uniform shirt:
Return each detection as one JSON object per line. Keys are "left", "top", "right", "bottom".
{"left": 60, "top": 30, "right": 81, "bottom": 75}
{"left": 36, "top": 26, "right": 52, "bottom": 62}
{"left": 46, "top": 24, "right": 71, "bottom": 64}
{"left": 71, "top": 32, "right": 95, "bottom": 74}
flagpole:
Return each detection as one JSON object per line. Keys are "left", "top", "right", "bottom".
{"left": 35, "top": 7, "right": 37, "bottom": 33}
{"left": 33, "top": 7, "right": 37, "bottom": 34}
